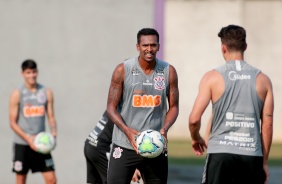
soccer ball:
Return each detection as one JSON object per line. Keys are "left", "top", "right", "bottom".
{"left": 136, "top": 129, "right": 165, "bottom": 158}
{"left": 34, "top": 132, "right": 56, "bottom": 154}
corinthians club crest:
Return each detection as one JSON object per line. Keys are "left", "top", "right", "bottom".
{"left": 154, "top": 76, "right": 165, "bottom": 90}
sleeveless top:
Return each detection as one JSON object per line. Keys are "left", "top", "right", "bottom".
{"left": 14, "top": 84, "right": 47, "bottom": 145}
{"left": 86, "top": 111, "right": 114, "bottom": 148}
{"left": 112, "top": 57, "right": 170, "bottom": 150}
{"left": 207, "top": 60, "right": 264, "bottom": 156}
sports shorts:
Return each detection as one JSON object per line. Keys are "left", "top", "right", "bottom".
{"left": 107, "top": 144, "right": 168, "bottom": 184}
{"left": 12, "top": 143, "right": 55, "bottom": 174}
{"left": 202, "top": 153, "right": 266, "bottom": 184}
{"left": 84, "top": 140, "right": 111, "bottom": 184}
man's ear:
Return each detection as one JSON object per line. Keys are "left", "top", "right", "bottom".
{"left": 221, "top": 44, "right": 227, "bottom": 54}
{"left": 244, "top": 43, "right": 247, "bottom": 51}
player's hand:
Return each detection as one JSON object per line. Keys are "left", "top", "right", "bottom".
{"left": 131, "top": 169, "right": 142, "bottom": 183}
{"left": 160, "top": 128, "right": 168, "bottom": 153}
{"left": 124, "top": 127, "right": 140, "bottom": 153}
{"left": 191, "top": 136, "right": 207, "bottom": 156}
{"left": 52, "top": 130, "right": 57, "bottom": 138}
{"left": 26, "top": 135, "right": 37, "bottom": 151}
{"left": 263, "top": 163, "right": 269, "bottom": 184}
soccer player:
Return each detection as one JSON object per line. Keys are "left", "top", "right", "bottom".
{"left": 106, "top": 28, "right": 179, "bottom": 184}
{"left": 9, "top": 59, "right": 57, "bottom": 184}
{"left": 84, "top": 111, "right": 142, "bottom": 184}
{"left": 189, "top": 25, "right": 274, "bottom": 184}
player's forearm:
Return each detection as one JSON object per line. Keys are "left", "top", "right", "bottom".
{"left": 106, "top": 106, "right": 128, "bottom": 132}
{"left": 189, "top": 116, "right": 201, "bottom": 140}
{"left": 48, "top": 118, "right": 57, "bottom": 137}
{"left": 261, "top": 122, "right": 273, "bottom": 164}
{"left": 10, "top": 121, "right": 30, "bottom": 143}
{"left": 162, "top": 106, "right": 179, "bottom": 132}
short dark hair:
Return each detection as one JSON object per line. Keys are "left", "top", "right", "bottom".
{"left": 218, "top": 25, "right": 247, "bottom": 52}
{"left": 137, "top": 28, "right": 159, "bottom": 44}
{"left": 21, "top": 59, "right": 37, "bottom": 71}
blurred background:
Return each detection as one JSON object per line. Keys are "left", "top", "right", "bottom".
{"left": 0, "top": 0, "right": 281, "bottom": 183}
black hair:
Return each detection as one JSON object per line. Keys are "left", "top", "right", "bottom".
{"left": 137, "top": 28, "right": 159, "bottom": 44}
{"left": 218, "top": 25, "right": 247, "bottom": 52}
{"left": 21, "top": 59, "right": 37, "bottom": 71}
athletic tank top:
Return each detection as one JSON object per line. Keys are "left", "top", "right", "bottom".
{"left": 207, "top": 60, "right": 264, "bottom": 156}
{"left": 86, "top": 111, "right": 114, "bottom": 147}
{"left": 112, "top": 57, "right": 169, "bottom": 150}
{"left": 14, "top": 84, "right": 47, "bottom": 145}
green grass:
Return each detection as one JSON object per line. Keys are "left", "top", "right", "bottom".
{"left": 168, "top": 140, "right": 282, "bottom": 166}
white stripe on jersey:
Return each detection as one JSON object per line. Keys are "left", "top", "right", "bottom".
{"left": 96, "top": 122, "right": 105, "bottom": 130}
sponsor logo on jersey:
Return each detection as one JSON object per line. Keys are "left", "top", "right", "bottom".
{"left": 225, "top": 121, "right": 255, "bottom": 128}
{"left": 132, "top": 68, "right": 140, "bottom": 76}
{"left": 134, "top": 90, "right": 146, "bottom": 95}
{"left": 132, "top": 82, "right": 140, "bottom": 86}
{"left": 219, "top": 141, "right": 256, "bottom": 151}
{"left": 143, "top": 80, "right": 152, "bottom": 86}
{"left": 23, "top": 94, "right": 37, "bottom": 101}
{"left": 229, "top": 71, "right": 251, "bottom": 81}
{"left": 154, "top": 76, "right": 165, "bottom": 90}
{"left": 156, "top": 69, "right": 164, "bottom": 75}
{"left": 23, "top": 105, "right": 45, "bottom": 117}
{"left": 37, "top": 91, "right": 47, "bottom": 104}
{"left": 226, "top": 112, "right": 233, "bottom": 120}
{"left": 113, "top": 147, "right": 123, "bottom": 159}
{"left": 132, "top": 95, "right": 161, "bottom": 107}
{"left": 22, "top": 89, "right": 27, "bottom": 94}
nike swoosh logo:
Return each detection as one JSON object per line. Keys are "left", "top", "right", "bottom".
{"left": 132, "top": 82, "right": 140, "bottom": 86}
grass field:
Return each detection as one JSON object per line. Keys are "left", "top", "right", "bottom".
{"left": 168, "top": 140, "right": 282, "bottom": 166}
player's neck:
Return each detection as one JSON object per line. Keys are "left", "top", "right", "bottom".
{"left": 24, "top": 82, "right": 38, "bottom": 93}
{"left": 138, "top": 58, "right": 156, "bottom": 75}
{"left": 225, "top": 52, "right": 244, "bottom": 62}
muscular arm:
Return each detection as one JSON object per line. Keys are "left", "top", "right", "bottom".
{"left": 9, "top": 89, "right": 36, "bottom": 149}
{"left": 46, "top": 88, "right": 57, "bottom": 137}
{"left": 160, "top": 65, "right": 179, "bottom": 139}
{"left": 205, "top": 113, "right": 213, "bottom": 146}
{"left": 189, "top": 71, "right": 214, "bottom": 155}
{"left": 259, "top": 75, "right": 274, "bottom": 164}
{"left": 256, "top": 73, "right": 274, "bottom": 183}
{"left": 106, "top": 63, "right": 139, "bottom": 151}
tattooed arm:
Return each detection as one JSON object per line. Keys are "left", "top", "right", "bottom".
{"left": 257, "top": 72, "right": 274, "bottom": 184}
{"left": 160, "top": 65, "right": 179, "bottom": 141}
{"left": 46, "top": 88, "right": 57, "bottom": 138}
{"left": 106, "top": 63, "right": 139, "bottom": 152}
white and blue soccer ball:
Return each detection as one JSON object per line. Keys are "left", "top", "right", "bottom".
{"left": 136, "top": 129, "right": 165, "bottom": 158}
{"left": 34, "top": 132, "right": 56, "bottom": 154}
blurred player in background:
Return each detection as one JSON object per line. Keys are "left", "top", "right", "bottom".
{"left": 84, "top": 110, "right": 142, "bottom": 184}
{"left": 189, "top": 25, "right": 274, "bottom": 184}
{"left": 9, "top": 59, "right": 57, "bottom": 184}
{"left": 106, "top": 28, "right": 179, "bottom": 184}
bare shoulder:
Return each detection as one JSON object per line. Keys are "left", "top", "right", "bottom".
{"left": 257, "top": 72, "right": 272, "bottom": 87}
{"left": 111, "top": 63, "right": 125, "bottom": 83}
{"left": 201, "top": 69, "right": 221, "bottom": 84}
{"left": 10, "top": 88, "right": 20, "bottom": 100}
{"left": 45, "top": 88, "right": 54, "bottom": 100}
{"left": 114, "top": 63, "right": 124, "bottom": 72}
{"left": 168, "top": 65, "right": 178, "bottom": 78}
{"left": 256, "top": 72, "right": 273, "bottom": 102}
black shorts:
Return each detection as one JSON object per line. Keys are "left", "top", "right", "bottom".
{"left": 107, "top": 144, "right": 168, "bottom": 184}
{"left": 202, "top": 153, "right": 266, "bottom": 184}
{"left": 84, "top": 140, "right": 111, "bottom": 184}
{"left": 12, "top": 143, "right": 55, "bottom": 174}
